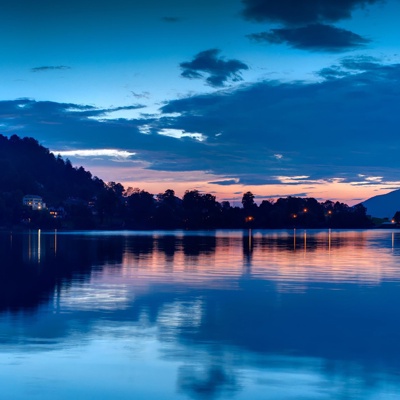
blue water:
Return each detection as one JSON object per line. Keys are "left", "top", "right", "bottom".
{"left": 1, "top": 229, "right": 400, "bottom": 399}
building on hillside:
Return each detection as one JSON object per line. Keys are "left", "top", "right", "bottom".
{"left": 48, "top": 207, "right": 65, "bottom": 219}
{"left": 23, "top": 195, "right": 46, "bottom": 210}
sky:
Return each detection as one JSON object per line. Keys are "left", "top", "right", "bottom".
{"left": 1, "top": 0, "right": 400, "bottom": 205}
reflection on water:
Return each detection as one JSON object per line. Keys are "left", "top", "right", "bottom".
{"left": 1, "top": 229, "right": 400, "bottom": 399}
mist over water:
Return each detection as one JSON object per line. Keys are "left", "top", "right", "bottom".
{"left": 1, "top": 229, "right": 400, "bottom": 399}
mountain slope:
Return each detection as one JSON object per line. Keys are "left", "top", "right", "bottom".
{"left": 0, "top": 134, "right": 112, "bottom": 228}
{"left": 362, "top": 189, "right": 400, "bottom": 219}
{"left": 0, "top": 134, "right": 106, "bottom": 204}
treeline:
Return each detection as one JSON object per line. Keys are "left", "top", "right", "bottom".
{"left": 87, "top": 188, "right": 370, "bottom": 229}
{"left": 0, "top": 134, "right": 371, "bottom": 229}
{"left": 113, "top": 189, "right": 371, "bottom": 230}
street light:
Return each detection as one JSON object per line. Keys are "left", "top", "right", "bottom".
{"left": 245, "top": 216, "right": 254, "bottom": 223}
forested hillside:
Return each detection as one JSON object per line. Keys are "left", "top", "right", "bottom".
{"left": 0, "top": 135, "right": 105, "bottom": 202}
{"left": 0, "top": 134, "right": 108, "bottom": 228}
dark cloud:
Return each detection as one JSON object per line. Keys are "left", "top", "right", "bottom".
{"left": 234, "top": 177, "right": 286, "bottom": 185}
{"left": 340, "top": 55, "right": 381, "bottom": 70}
{"left": 248, "top": 24, "right": 370, "bottom": 52}
{"left": 241, "top": 0, "right": 383, "bottom": 25}
{"left": 180, "top": 49, "right": 249, "bottom": 87}
{"left": 317, "top": 55, "right": 382, "bottom": 78}
{"left": 31, "top": 65, "right": 71, "bottom": 72}
{"left": 318, "top": 66, "right": 352, "bottom": 79}
{"left": 208, "top": 179, "right": 239, "bottom": 186}
{"left": 107, "top": 104, "right": 145, "bottom": 113}
{"left": 161, "top": 61, "right": 400, "bottom": 182}
{"left": 260, "top": 192, "right": 309, "bottom": 199}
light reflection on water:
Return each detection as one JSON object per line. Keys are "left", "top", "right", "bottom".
{"left": 1, "top": 229, "right": 400, "bottom": 399}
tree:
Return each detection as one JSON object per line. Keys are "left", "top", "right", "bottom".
{"left": 107, "top": 181, "right": 125, "bottom": 198}
{"left": 182, "top": 190, "right": 222, "bottom": 229}
{"left": 155, "top": 189, "right": 182, "bottom": 228}
{"left": 126, "top": 189, "right": 155, "bottom": 228}
{"left": 242, "top": 192, "right": 256, "bottom": 211}
{"left": 183, "top": 190, "right": 205, "bottom": 229}
{"left": 258, "top": 199, "right": 273, "bottom": 227}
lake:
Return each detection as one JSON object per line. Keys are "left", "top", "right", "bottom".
{"left": 1, "top": 229, "right": 400, "bottom": 399}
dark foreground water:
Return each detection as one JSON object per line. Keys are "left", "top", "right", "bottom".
{"left": 1, "top": 229, "right": 400, "bottom": 399}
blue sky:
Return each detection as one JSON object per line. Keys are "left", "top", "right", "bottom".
{"left": 1, "top": 0, "right": 400, "bottom": 205}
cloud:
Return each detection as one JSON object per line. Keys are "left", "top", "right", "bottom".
{"left": 248, "top": 24, "right": 370, "bottom": 52}
{"left": 31, "top": 65, "right": 71, "bottom": 72}
{"left": 161, "top": 61, "right": 400, "bottom": 183}
{"left": 52, "top": 149, "right": 136, "bottom": 159}
{"left": 317, "top": 55, "right": 383, "bottom": 78}
{"left": 340, "top": 55, "right": 381, "bottom": 70}
{"left": 131, "top": 91, "right": 150, "bottom": 99}
{"left": 0, "top": 99, "right": 212, "bottom": 175}
{"left": 180, "top": 49, "right": 249, "bottom": 87}
{"left": 208, "top": 179, "right": 240, "bottom": 186}
{"left": 259, "top": 192, "right": 309, "bottom": 199}
{"left": 318, "top": 66, "right": 352, "bottom": 79}
{"left": 241, "top": 0, "right": 383, "bottom": 25}
{"left": 348, "top": 176, "right": 400, "bottom": 187}
{"left": 157, "top": 129, "right": 206, "bottom": 142}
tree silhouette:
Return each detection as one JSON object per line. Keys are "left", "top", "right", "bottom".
{"left": 241, "top": 191, "right": 255, "bottom": 211}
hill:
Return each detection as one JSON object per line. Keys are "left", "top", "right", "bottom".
{"left": 362, "top": 189, "right": 400, "bottom": 219}
{"left": 0, "top": 134, "right": 113, "bottom": 228}
{"left": 0, "top": 134, "right": 106, "bottom": 203}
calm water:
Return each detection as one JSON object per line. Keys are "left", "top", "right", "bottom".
{"left": 1, "top": 229, "right": 400, "bottom": 399}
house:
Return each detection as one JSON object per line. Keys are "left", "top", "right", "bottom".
{"left": 23, "top": 195, "right": 46, "bottom": 210}
{"left": 48, "top": 206, "right": 65, "bottom": 219}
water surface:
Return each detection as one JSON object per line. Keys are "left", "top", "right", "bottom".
{"left": 1, "top": 229, "right": 400, "bottom": 399}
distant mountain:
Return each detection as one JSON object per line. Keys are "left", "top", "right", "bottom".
{"left": 362, "top": 189, "right": 400, "bottom": 219}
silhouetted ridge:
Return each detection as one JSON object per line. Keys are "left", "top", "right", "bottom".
{"left": 0, "top": 134, "right": 106, "bottom": 228}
